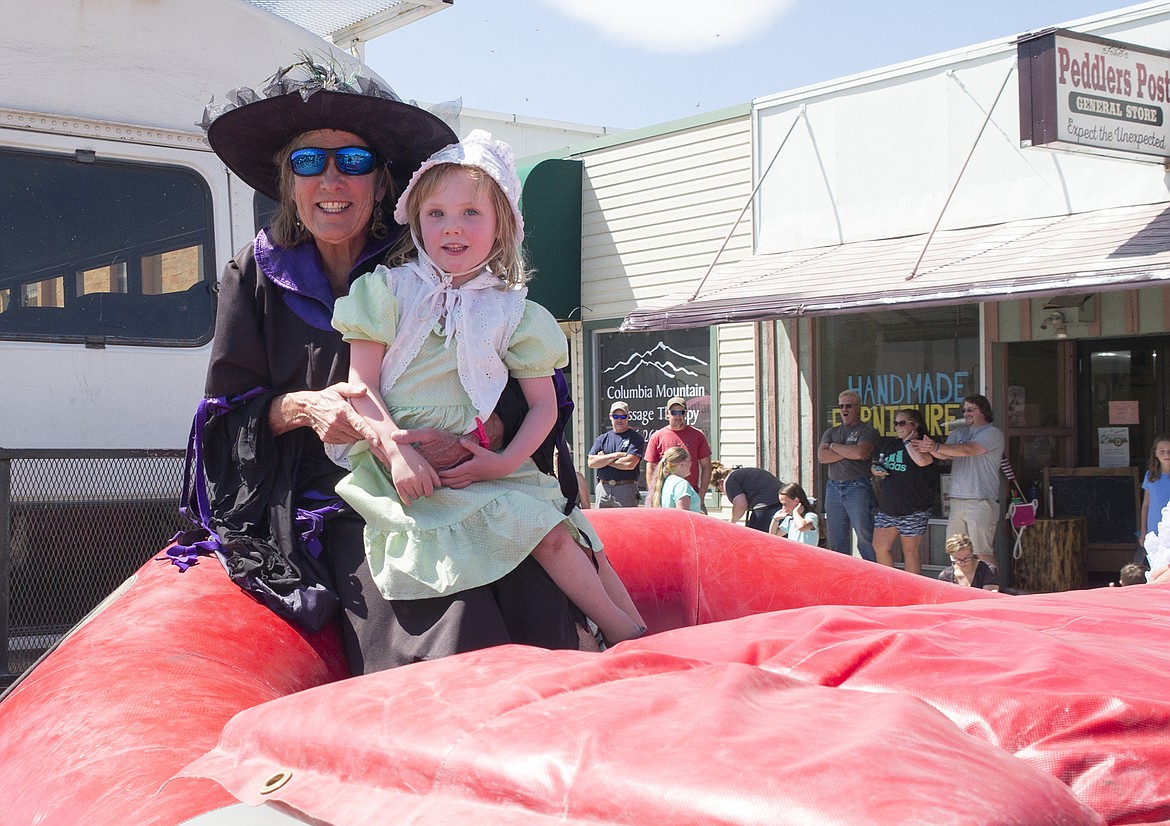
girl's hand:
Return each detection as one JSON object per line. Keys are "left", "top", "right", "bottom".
{"left": 793, "top": 502, "right": 804, "bottom": 517}
{"left": 436, "top": 438, "right": 517, "bottom": 488}
{"left": 384, "top": 443, "right": 439, "bottom": 506}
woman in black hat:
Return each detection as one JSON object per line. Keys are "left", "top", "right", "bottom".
{"left": 194, "top": 58, "right": 588, "bottom": 673}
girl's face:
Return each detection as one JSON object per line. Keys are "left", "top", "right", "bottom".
{"left": 1156, "top": 441, "right": 1170, "bottom": 466}
{"left": 779, "top": 493, "right": 798, "bottom": 511}
{"left": 291, "top": 129, "right": 385, "bottom": 255}
{"left": 419, "top": 168, "right": 498, "bottom": 282}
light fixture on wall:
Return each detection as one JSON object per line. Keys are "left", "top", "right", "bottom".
{"left": 1040, "top": 310, "right": 1069, "bottom": 339}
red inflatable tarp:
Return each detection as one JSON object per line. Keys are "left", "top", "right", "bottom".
{"left": 2, "top": 509, "right": 1168, "bottom": 824}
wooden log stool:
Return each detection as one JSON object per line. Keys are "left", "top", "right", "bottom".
{"left": 1013, "top": 516, "right": 1087, "bottom": 593}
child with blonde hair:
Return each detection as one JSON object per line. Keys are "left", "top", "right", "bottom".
{"left": 650, "top": 446, "right": 702, "bottom": 511}
{"left": 331, "top": 131, "right": 643, "bottom": 650}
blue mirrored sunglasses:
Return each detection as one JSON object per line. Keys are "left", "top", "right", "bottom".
{"left": 289, "top": 146, "right": 378, "bottom": 177}
{"left": 611, "top": 413, "right": 628, "bottom": 420}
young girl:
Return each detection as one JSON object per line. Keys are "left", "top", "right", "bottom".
{"left": 769, "top": 482, "right": 820, "bottom": 546}
{"left": 1140, "top": 436, "right": 1170, "bottom": 562}
{"left": 650, "top": 446, "right": 702, "bottom": 511}
{"left": 331, "top": 130, "right": 644, "bottom": 646}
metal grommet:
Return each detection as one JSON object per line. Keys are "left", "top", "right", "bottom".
{"left": 259, "top": 770, "right": 292, "bottom": 795}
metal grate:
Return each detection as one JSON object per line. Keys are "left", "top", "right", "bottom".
{"left": 1, "top": 450, "right": 187, "bottom": 685}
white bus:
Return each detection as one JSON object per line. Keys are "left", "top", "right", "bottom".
{"left": 0, "top": 0, "right": 444, "bottom": 679}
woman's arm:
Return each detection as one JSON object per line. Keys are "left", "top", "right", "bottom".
{"left": 208, "top": 254, "right": 379, "bottom": 447}
{"left": 904, "top": 436, "right": 933, "bottom": 467}
{"left": 267, "top": 384, "right": 379, "bottom": 443}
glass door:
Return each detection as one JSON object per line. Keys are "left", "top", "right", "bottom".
{"left": 1077, "top": 337, "right": 1170, "bottom": 472}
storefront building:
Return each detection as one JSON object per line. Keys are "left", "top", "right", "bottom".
{"left": 531, "top": 3, "right": 1170, "bottom": 580}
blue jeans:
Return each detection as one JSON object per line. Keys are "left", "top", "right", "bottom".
{"left": 825, "top": 479, "right": 876, "bottom": 561}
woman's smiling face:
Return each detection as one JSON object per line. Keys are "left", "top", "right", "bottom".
{"left": 291, "top": 129, "right": 385, "bottom": 254}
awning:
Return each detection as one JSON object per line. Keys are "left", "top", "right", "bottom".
{"left": 621, "top": 201, "right": 1170, "bottom": 331}
{"left": 518, "top": 159, "right": 583, "bottom": 321}
{"left": 244, "top": 0, "right": 451, "bottom": 50}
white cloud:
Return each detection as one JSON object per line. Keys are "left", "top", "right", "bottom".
{"left": 541, "top": 0, "right": 795, "bottom": 54}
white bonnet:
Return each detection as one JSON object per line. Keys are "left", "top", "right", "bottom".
{"left": 393, "top": 129, "right": 524, "bottom": 244}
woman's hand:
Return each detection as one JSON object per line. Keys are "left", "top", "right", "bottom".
{"left": 272, "top": 383, "right": 379, "bottom": 445}
{"left": 792, "top": 502, "right": 804, "bottom": 517}
{"left": 437, "top": 438, "right": 517, "bottom": 488}
{"left": 391, "top": 414, "right": 505, "bottom": 472}
{"left": 390, "top": 426, "right": 469, "bottom": 472}
{"left": 385, "top": 443, "right": 440, "bottom": 506}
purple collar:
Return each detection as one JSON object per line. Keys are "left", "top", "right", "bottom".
{"left": 254, "top": 229, "right": 394, "bottom": 330}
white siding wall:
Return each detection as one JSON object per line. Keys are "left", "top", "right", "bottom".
{"left": 708, "top": 322, "right": 757, "bottom": 518}
{"left": 566, "top": 109, "right": 758, "bottom": 516}
{"left": 577, "top": 113, "right": 754, "bottom": 319}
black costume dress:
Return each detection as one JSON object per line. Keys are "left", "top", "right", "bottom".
{"left": 202, "top": 230, "right": 580, "bottom": 673}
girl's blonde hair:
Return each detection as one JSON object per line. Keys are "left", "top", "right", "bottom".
{"left": 387, "top": 163, "right": 530, "bottom": 288}
{"left": 650, "top": 446, "right": 690, "bottom": 507}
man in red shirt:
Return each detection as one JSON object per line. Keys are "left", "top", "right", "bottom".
{"left": 644, "top": 396, "right": 712, "bottom": 507}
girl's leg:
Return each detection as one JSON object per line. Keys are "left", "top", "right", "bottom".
{"left": 530, "top": 524, "right": 643, "bottom": 644}
{"left": 873, "top": 525, "right": 898, "bottom": 568}
{"left": 593, "top": 549, "right": 645, "bottom": 627}
{"left": 900, "top": 533, "right": 924, "bottom": 576}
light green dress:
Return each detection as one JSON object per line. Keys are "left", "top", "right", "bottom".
{"left": 332, "top": 272, "right": 601, "bottom": 601}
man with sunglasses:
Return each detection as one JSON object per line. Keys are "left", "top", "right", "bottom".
{"left": 913, "top": 394, "right": 1004, "bottom": 569}
{"left": 818, "top": 390, "right": 879, "bottom": 561}
{"left": 644, "top": 396, "right": 712, "bottom": 510}
{"left": 587, "top": 401, "right": 646, "bottom": 508}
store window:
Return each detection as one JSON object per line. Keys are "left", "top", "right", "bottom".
{"left": 817, "top": 306, "right": 980, "bottom": 567}
{"left": 0, "top": 147, "right": 215, "bottom": 345}
{"left": 817, "top": 305, "right": 980, "bottom": 440}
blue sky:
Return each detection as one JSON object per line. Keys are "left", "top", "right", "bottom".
{"left": 366, "top": 0, "right": 1139, "bottom": 129}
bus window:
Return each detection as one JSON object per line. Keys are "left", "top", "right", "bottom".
{"left": 254, "top": 191, "right": 278, "bottom": 235}
{"left": 0, "top": 147, "right": 215, "bottom": 346}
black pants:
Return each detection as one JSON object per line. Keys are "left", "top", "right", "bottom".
{"left": 746, "top": 505, "right": 781, "bottom": 532}
{"left": 325, "top": 513, "right": 582, "bottom": 675}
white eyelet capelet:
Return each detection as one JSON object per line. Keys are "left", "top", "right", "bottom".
{"left": 375, "top": 258, "right": 526, "bottom": 422}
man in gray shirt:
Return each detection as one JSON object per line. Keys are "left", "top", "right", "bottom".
{"left": 914, "top": 394, "right": 1004, "bottom": 567}
{"left": 818, "top": 390, "right": 878, "bottom": 561}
